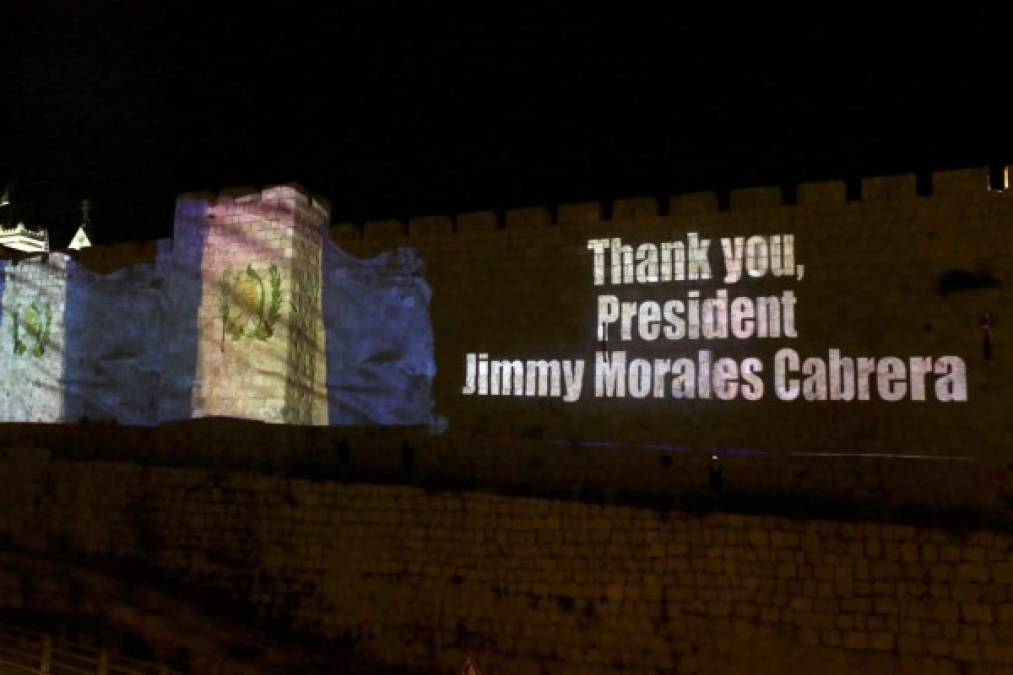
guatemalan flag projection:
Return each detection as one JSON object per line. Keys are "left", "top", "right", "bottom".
{"left": 0, "top": 254, "right": 70, "bottom": 422}
{"left": 0, "top": 186, "right": 437, "bottom": 427}
{"left": 178, "top": 186, "right": 436, "bottom": 427}
{"left": 61, "top": 246, "right": 172, "bottom": 425}
{"left": 322, "top": 235, "right": 436, "bottom": 426}
{"left": 0, "top": 243, "right": 199, "bottom": 425}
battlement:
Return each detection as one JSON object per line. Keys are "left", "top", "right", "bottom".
{"left": 178, "top": 182, "right": 331, "bottom": 227}
{"left": 326, "top": 166, "right": 1011, "bottom": 240}
{"left": 4, "top": 166, "right": 1010, "bottom": 274}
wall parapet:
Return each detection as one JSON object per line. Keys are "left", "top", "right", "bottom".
{"left": 326, "top": 165, "right": 1009, "bottom": 242}
{"left": 5, "top": 166, "right": 1004, "bottom": 264}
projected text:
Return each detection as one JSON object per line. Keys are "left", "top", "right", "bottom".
{"left": 463, "top": 232, "right": 968, "bottom": 403}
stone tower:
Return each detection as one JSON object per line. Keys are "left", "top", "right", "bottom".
{"left": 170, "top": 185, "right": 329, "bottom": 425}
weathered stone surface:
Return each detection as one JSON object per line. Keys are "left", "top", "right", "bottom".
{"left": 556, "top": 201, "right": 602, "bottom": 225}
{"left": 797, "top": 180, "right": 846, "bottom": 204}
{"left": 0, "top": 452, "right": 1011, "bottom": 675}
{"left": 612, "top": 197, "right": 659, "bottom": 220}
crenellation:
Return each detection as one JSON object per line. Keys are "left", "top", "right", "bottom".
{"left": 307, "top": 167, "right": 1007, "bottom": 237}
{"left": 155, "top": 170, "right": 1012, "bottom": 250}
{"left": 729, "top": 186, "right": 782, "bottom": 210}
{"left": 364, "top": 219, "right": 407, "bottom": 238}
{"left": 861, "top": 173, "right": 918, "bottom": 201}
{"left": 932, "top": 167, "right": 988, "bottom": 195}
{"left": 408, "top": 215, "right": 453, "bottom": 237}
{"left": 669, "top": 190, "right": 720, "bottom": 214}
{"left": 505, "top": 206, "right": 551, "bottom": 229}
{"left": 611, "top": 197, "right": 659, "bottom": 220}
{"left": 455, "top": 210, "right": 499, "bottom": 232}
{"left": 556, "top": 201, "right": 602, "bottom": 225}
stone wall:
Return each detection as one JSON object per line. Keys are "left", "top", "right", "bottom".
{"left": 2, "top": 168, "right": 1012, "bottom": 672}
{"left": 285, "top": 191, "right": 328, "bottom": 426}
{"left": 4, "top": 168, "right": 1010, "bottom": 458}
{"left": 61, "top": 246, "right": 171, "bottom": 424}
{"left": 329, "top": 167, "right": 1013, "bottom": 459}
{"left": 0, "top": 254, "right": 68, "bottom": 422}
{"left": 0, "top": 184, "right": 434, "bottom": 427}
{"left": 181, "top": 186, "right": 329, "bottom": 425}
{"left": 1, "top": 452, "right": 1012, "bottom": 674}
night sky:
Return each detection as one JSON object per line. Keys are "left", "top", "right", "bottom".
{"left": 2, "top": 5, "right": 1011, "bottom": 246}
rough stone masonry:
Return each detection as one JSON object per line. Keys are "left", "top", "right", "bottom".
{"left": 1, "top": 452, "right": 1013, "bottom": 675}
{"left": 1, "top": 168, "right": 1012, "bottom": 675}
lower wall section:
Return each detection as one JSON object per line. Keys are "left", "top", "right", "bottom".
{"left": 1, "top": 451, "right": 1012, "bottom": 674}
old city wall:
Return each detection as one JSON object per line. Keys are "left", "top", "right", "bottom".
{"left": 1, "top": 451, "right": 1013, "bottom": 674}
{"left": 0, "top": 170, "right": 1011, "bottom": 515}
{"left": 4, "top": 170, "right": 1011, "bottom": 460}
{"left": 178, "top": 187, "right": 330, "bottom": 425}
{"left": 0, "top": 185, "right": 435, "bottom": 429}
{"left": 0, "top": 255, "right": 69, "bottom": 421}
{"left": 331, "top": 168, "right": 1013, "bottom": 459}
{"left": 1, "top": 170, "right": 1013, "bottom": 673}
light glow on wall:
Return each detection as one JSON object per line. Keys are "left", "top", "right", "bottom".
{"left": 462, "top": 232, "right": 969, "bottom": 404}
{"left": 0, "top": 189, "right": 437, "bottom": 427}
{"left": 0, "top": 254, "right": 68, "bottom": 421}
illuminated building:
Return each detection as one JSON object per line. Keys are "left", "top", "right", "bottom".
{"left": 0, "top": 222, "right": 50, "bottom": 254}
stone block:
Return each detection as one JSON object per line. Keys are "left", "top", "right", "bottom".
{"left": 261, "top": 185, "right": 306, "bottom": 203}
{"left": 993, "top": 564, "right": 1013, "bottom": 585}
{"left": 669, "top": 191, "right": 718, "bottom": 214}
{"left": 997, "top": 604, "right": 1013, "bottom": 624}
{"left": 408, "top": 216, "right": 453, "bottom": 237}
{"left": 456, "top": 210, "right": 498, "bottom": 232}
{"left": 897, "top": 634, "right": 924, "bottom": 655}
{"left": 556, "top": 202, "right": 602, "bottom": 225}
{"left": 983, "top": 643, "right": 1013, "bottom": 664}
{"left": 330, "top": 222, "right": 360, "bottom": 240}
{"left": 932, "top": 167, "right": 987, "bottom": 195}
{"left": 957, "top": 562, "right": 990, "bottom": 582}
{"left": 952, "top": 643, "right": 982, "bottom": 661}
{"left": 729, "top": 186, "right": 782, "bottom": 210}
{"left": 932, "top": 602, "right": 959, "bottom": 622}
{"left": 612, "top": 197, "right": 659, "bottom": 220}
{"left": 797, "top": 180, "right": 846, "bottom": 204}
{"left": 875, "top": 598, "right": 899, "bottom": 615}
{"left": 505, "top": 207, "right": 550, "bottom": 229}
{"left": 843, "top": 631, "right": 868, "bottom": 650}
{"left": 952, "top": 583, "right": 982, "bottom": 603}
{"left": 869, "top": 632, "right": 895, "bottom": 651}
{"left": 363, "top": 219, "right": 406, "bottom": 238}
{"left": 962, "top": 604, "right": 994, "bottom": 623}
{"left": 861, "top": 174, "right": 917, "bottom": 201}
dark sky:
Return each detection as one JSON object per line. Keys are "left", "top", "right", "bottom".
{"left": 2, "top": 4, "right": 1011, "bottom": 245}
